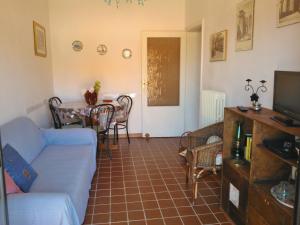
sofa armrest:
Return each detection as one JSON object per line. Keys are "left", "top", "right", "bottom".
{"left": 7, "top": 193, "right": 80, "bottom": 225}
{"left": 42, "top": 128, "right": 97, "bottom": 146}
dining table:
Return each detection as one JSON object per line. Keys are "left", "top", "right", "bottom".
{"left": 55, "top": 100, "right": 126, "bottom": 150}
{"left": 55, "top": 100, "right": 124, "bottom": 127}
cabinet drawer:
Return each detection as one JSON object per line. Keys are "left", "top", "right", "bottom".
{"left": 248, "top": 206, "right": 269, "bottom": 225}
{"left": 249, "top": 186, "right": 292, "bottom": 225}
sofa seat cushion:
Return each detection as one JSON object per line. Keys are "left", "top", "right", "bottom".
{"left": 29, "top": 144, "right": 95, "bottom": 223}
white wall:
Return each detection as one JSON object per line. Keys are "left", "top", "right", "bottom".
{"left": 0, "top": 0, "right": 53, "bottom": 127}
{"left": 49, "top": 0, "right": 186, "bottom": 134}
{"left": 186, "top": 0, "right": 300, "bottom": 108}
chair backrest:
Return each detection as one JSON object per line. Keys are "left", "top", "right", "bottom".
{"left": 117, "top": 95, "right": 133, "bottom": 121}
{"left": 89, "top": 104, "right": 115, "bottom": 133}
{"left": 48, "top": 97, "right": 62, "bottom": 129}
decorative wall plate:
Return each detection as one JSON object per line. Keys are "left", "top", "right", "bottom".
{"left": 97, "top": 44, "right": 108, "bottom": 55}
{"left": 72, "top": 40, "right": 83, "bottom": 52}
{"left": 122, "top": 48, "right": 132, "bottom": 59}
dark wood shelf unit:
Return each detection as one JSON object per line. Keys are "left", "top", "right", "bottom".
{"left": 257, "top": 144, "right": 298, "bottom": 167}
{"left": 223, "top": 158, "right": 250, "bottom": 181}
{"left": 221, "top": 107, "right": 300, "bottom": 225}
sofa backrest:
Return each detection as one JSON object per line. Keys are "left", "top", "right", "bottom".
{"left": 1, "top": 117, "right": 46, "bottom": 164}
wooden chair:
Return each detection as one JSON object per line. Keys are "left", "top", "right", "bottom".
{"left": 113, "top": 95, "right": 133, "bottom": 144}
{"left": 89, "top": 104, "right": 115, "bottom": 159}
{"left": 48, "top": 97, "right": 82, "bottom": 129}
{"left": 185, "top": 122, "right": 224, "bottom": 202}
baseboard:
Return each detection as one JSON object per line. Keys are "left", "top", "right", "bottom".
{"left": 108, "top": 133, "right": 142, "bottom": 138}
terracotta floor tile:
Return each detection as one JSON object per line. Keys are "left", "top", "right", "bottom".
{"left": 126, "top": 194, "right": 141, "bottom": 203}
{"left": 142, "top": 200, "right": 159, "bottom": 210}
{"left": 111, "top": 188, "right": 125, "bottom": 196}
{"left": 158, "top": 200, "right": 175, "bottom": 209}
{"left": 164, "top": 217, "right": 183, "bottom": 225}
{"left": 155, "top": 192, "right": 171, "bottom": 200}
{"left": 160, "top": 207, "right": 179, "bottom": 218}
{"left": 111, "top": 211, "right": 127, "bottom": 223}
{"left": 173, "top": 198, "right": 190, "bottom": 207}
{"left": 177, "top": 207, "right": 196, "bottom": 216}
{"left": 83, "top": 138, "right": 233, "bottom": 225}
{"left": 94, "top": 204, "right": 110, "bottom": 214}
{"left": 111, "top": 203, "right": 127, "bottom": 212}
{"left": 146, "top": 219, "right": 165, "bottom": 225}
{"left": 92, "top": 213, "right": 110, "bottom": 223}
{"left": 129, "top": 220, "right": 147, "bottom": 225}
{"left": 111, "top": 195, "right": 126, "bottom": 204}
{"left": 193, "top": 205, "right": 211, "bottom": 214}
{"left": 141, "top": 193, "right": 156, "bottom": 201}
{"left": 145, "top": 209, "right": 162, "bottom": 219}
{"left": 181, "top": 216, "right": 201, "bottom": 225}
{"left": 128, "top": 210, "right": 145, "bottom": 221}
{"left": 127, "top": 202, "right": 143, "bottom": 211}
{"left": 198, "top": 213, "right": 219, "bottom": 224}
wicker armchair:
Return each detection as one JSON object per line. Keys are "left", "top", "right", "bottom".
{"left": 185, "top": 122, "right": 224, "bottom": 202}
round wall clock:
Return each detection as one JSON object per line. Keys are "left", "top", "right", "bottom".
{"left": 97, "top": 44, "right": 108, "bottom": 55}
{"left": 122, "top": 48, "right": 132, "bottom": 59}
{"left": 72, "top": 40, "right": 83, "bottom": 52}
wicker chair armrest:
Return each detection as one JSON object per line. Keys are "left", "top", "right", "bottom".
{"left": 187, "top": 141, "right": 223, "bottom": 168}
{"left": 189, "top": 141, "right": 223, "bottom": 154}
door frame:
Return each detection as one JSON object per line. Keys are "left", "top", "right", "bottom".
{"left": 141, "top": 31, "right": 187, "bottom": 137}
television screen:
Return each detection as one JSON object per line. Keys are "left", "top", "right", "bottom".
{"left": 273, "top": 71, "right": 300, "bottom": 122}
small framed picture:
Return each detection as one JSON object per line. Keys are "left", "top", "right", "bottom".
{"left": 236, "top": 0, "right": 255, "bottom": 51}
{"left": 277, "top": 0, "right": 300, "bottom": 27}
{"left": 210, "top": 30, "right": 227, "bottom": 62}
{"left": 33, "top": 21, "right": 47, "bottom": 57}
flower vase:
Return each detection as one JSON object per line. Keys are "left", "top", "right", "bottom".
{"left": 84, "top": 91, "right": 98, "bottom": 105}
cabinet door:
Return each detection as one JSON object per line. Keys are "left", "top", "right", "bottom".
{"left": 222, "top": 160, "right": 249, "bottom": 225}
{"left": 248, "top": 206, "right": 269, "bottom": 225}
{"left": 249, "top": 186, "right": 292, "bottom": 225}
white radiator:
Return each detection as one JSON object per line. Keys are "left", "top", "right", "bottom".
{"left": 201, "top": 90, "right": 226, "bottom": 127}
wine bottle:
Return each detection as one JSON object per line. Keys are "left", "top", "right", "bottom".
{"left": 232, "top": 121, "right": 244, "bottom": 162}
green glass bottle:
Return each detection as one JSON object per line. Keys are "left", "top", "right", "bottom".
{"left": 232, "top": 121, "right": 244, "bottom": 162}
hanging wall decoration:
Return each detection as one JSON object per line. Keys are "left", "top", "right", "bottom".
{"left": 210, "top": 30, "right": 227, "bottom": 62}
{"left": 122, "top": 48, "right": 132, "bottom": 59}
{"left": 72, "top": 40, "right": 83, "bottom": 52}
{"left": 97, "top": 44, "right": 108, "bottom": 55}
{"left": 236, "top": 0, "right": 255, "bottom": 51}
{"left": 277, "top": 0, "right": 300, "bottom": 27}
{"left": 33, "top": 21, "right": 47, "bottom": 57}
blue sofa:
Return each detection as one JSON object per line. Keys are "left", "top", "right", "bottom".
{"left": 1, "top": 117, "right": 97, "bottom": 225}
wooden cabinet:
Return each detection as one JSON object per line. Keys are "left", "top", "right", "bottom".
{"left": 221, "top": 108, "right": 299, "bottom": 225}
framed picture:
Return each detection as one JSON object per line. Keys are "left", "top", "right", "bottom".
{"left": 277, "top": 0, "right": 300, "bottom": 27}
{"left": 210, "top": 30, "right": 227, "bottom": 62}
{"left": 33, "top": 21, "right": 47, "bottom": 57}
{"left": 236, "top": 0, "right": 255, "bottom": 51}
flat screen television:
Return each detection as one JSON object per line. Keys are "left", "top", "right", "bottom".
{"left": 272, "top": 71, "right": 300, "bottom": 127}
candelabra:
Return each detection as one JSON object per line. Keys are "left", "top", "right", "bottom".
{"left": 245, "top": 79, "right": 267, "bottom": 111}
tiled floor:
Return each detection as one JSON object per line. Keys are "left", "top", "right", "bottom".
{"left": 83, "top": 138, "right": 234, "bottom": 225}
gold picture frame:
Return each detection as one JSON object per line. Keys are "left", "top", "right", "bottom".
{"left": 277, "top": 0, "right": 300, "bottom": 27}
{"left": 210, "top": 30, "right": 227, "bottom": 62}
{"left": 33, "top": 21, "right": 47, "bottom": 57}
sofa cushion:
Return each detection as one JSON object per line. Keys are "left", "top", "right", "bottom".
{"left": 1, "top": 117, "right": 46, "bottom": 163}
{"left": 30, "top": 144, "right": 95, "bottom": 224}
{"left": 3, "top": 144, "right": 38, "bottom": 192}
